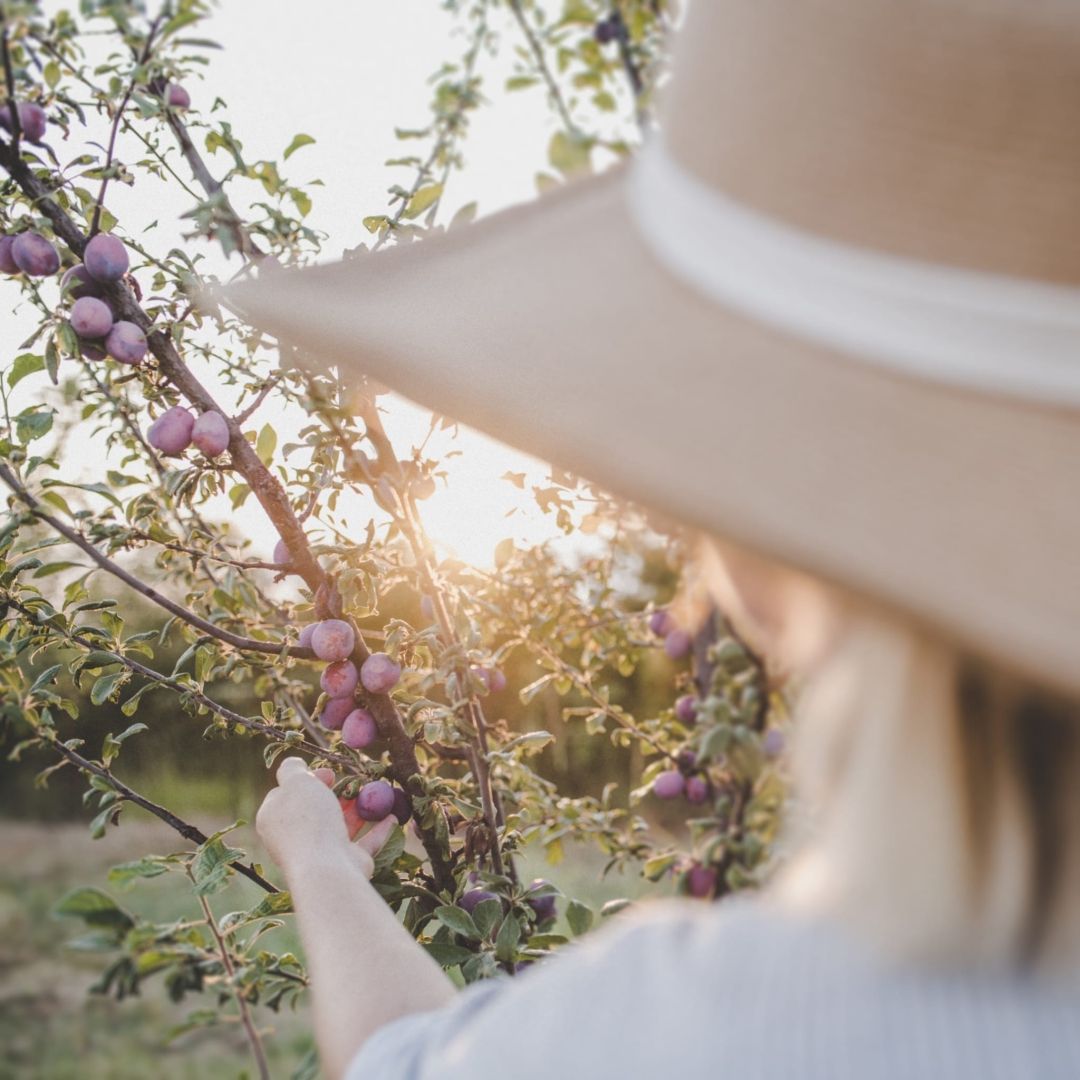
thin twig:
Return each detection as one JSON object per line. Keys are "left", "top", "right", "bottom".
{"left": 196, "top": 890, "right": 273, "bottom": 1080}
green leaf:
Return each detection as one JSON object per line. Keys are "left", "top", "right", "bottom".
{"left": 434, "top": 904, "right": 480, "bottom": 940}
{"left": 403, "top": 183, "right": 443, "bottom": 220}
{"left": 91, "top": 670, "right": 130, "bottom": 706}
{"left": 471, "top": 897, "right": 503, "bottom": 939}
{"left": 422, "top": 941, "right": 475, "bottom": 967}
{"left": 8, "top": 352, "right": 44, "bottom": 388}
{"left": 548, "top": 131, "right": 592, "bottom": 177}
{"left": 566, "top": 899, "right": 594, "bottom": 936}
{"left": 44, "top": 60, "right": 61, "bottom": 89}
{"left": 494, "top": 912, "right": 521, "bottom": 963}
{"left": 255, "top": 423, "right": 277, "bottom": 465}
{"left": 283, "top": 133, "right": 315, "bottom": 160}
{"left": 229, "top": 484, "right": 251, "bottom": 510}
{"left": 54, "top": 887, "right": 134, "bottom": 932}
{"left": 191, "top": 836, "right": 244, "bottom": 896}
{"left": 107, "top": 856, "right": 171, "bottom": 888}
{"left": 15, "top": 407, "right": 54, "bottom": 444}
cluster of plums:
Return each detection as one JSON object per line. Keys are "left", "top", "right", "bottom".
{"left": 652, "top": 748, "right": 711, "bottom": 806}
{"left": 147, "top": 405, "right": 229, "bottom": 458}
{"left": 459, "top": 876, "right": 558, "bottom": 925}
{"left": 649, "top": 608, "right": 693, "bottom": 660}
{"left": 293, "top": 613, "right": 403, "bottom": 749}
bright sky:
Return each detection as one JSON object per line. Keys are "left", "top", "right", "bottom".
{"left": 5, "top": 0, "right": 615, "bottom": 569}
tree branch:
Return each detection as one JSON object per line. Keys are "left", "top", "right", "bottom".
{"left": 0, "top": 462, "right": 317, "bottom": 659}
{"left": 48, "top": 737, "right": 279, "bottom": 894}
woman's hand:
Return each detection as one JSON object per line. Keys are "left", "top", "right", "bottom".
{"left": 256, "top": 757, "right": 395, "bottom": 879}
{"left": 254, "top": 757, "right": 454, "bottom": 1078}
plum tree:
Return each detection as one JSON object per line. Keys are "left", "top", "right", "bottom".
{"left": 311, "top": 620, "right": 356, "bottom": 663}
{"left": 83, "top": 233, "right": 129, "bottom": 282}
{"left": 360, "top": 652, "right": 401, "bottom": 694}
{"left": 11, "top": 231, "right": 59, "bottom": 276}
{"left": 190, "top": 410, "right": 230, "bottom": 457}
{"left": 69, "top": 296, "right": 114, "bottom": 340}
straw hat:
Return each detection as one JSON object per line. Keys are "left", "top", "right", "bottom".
{"left": 214, "top": 0, "right": 1080, "bottom": 695}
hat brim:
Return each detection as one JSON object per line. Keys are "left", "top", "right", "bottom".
{"left": 217, "top": 166, "right": 1080, "bottom": 695}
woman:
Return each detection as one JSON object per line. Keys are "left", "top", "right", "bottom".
{"left": 222, "top": 1, "right": 1080, "bottom": 1076}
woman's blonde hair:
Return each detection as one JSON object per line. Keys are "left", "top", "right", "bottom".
{"left": 701, "top": 539, "right": 1080, "bottom": 974}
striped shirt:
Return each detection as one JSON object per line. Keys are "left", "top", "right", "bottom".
{"left": 347, "top": 897, "right": 1080, "bottom": 1079}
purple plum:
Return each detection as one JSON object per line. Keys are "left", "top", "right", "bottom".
{"left": 526, "top": 879, "right": 557, "bottom": 923}
{"left": 360, "top": 652, "right": 401, "bottom": 694}
{"left": 83, "top": 233, "right": 129, "bottom": 282}
{"left": 69, "top": 296, "right": 114, "bottom": 340}
{"left": 652, "top": 769, "right": 685, "bottom": 800}
{"left": 594, "top": 15, "right": 619, "bottom": 44}
{"left": 0, "top": 102, "right": 47, "bottom": 143}
{"left": 12, "top": 232, "right": 60, "bottom": 277}
{"left": 321, "top": 659, "right": 359, "bottom": 699}
{"left": 311, "top": 620, "right": 355, "bottom": 663}
{"left": 19, "top": 102, "right": 47, "bottom": 143}
{"left": 80, "top": 340, "right": 107, "bottom": 362}
{"left": 685, "top": 776, "right": 710, "bottom": 804}
{"left": 147, "top": 405, "right": 195, "bottom": 456}
{"left": 356, "top": 779, "right": 395, "bottom": 822}
{"left": 0, "top": 236, "right": 18, "bottom": 275}
{"left": 298, "top": 622, "right": 317, "bottom": 649}
{"left": 686, "top": 863, "right": 717, "bottom": 899}
{"left": 476, "top": 667, "right": 507, "bottom": 694}
{"left": 459, "top": 888, "right": 498, "bottom": 915}
{"left": 676, "top": 749, "right": 697, "bottom": 773}
{"left": 664, "top": 629, "right": 693, "bottom": 660}
{"left": 61, "top": 263, "right": 104, "bottom": 300}
{"left": 675, "top": 694, "right": 698, "bottom": 724}
{"left": 648, "top": 609, "right": 675, "bottom": 637}
{"left": 763, "top": 729, "right": 785, "bottom": 759}
{"left": 191, "top": 410, "right": 230, "bottom": 456}
{"left": 166, "top": 83, "right": 191, "bottom": 109}
{"left": 105, "top": 321, "right": 147, "bottom": 365}
{"left": 320, "top": 696, "right": 353, "bottom": 731}
{"left": 390, "top": 787, "right": 413, "bottom": 825}
{"left": 273, "top": 538, "right": 291, "bottom": 566}
{"left": 341, "top": 708, "right": 378, "bottom": 749}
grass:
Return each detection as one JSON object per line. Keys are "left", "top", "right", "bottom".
{"left": 0, "top": 812, "right": 670, "bottom": 1079}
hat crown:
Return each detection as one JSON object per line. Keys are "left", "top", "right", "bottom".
{"left": 661, "top": 0, "right": 1080, "bottom": 284}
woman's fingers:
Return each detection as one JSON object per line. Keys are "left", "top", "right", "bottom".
{"left": 357, "top": 815, "right": 397, "bottom": 857}
{"left": 276, "top": 756, "right": 310, "bottom": 785}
